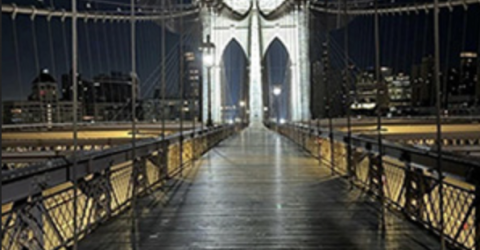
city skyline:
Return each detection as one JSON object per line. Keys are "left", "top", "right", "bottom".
{"left": 2, "top": 0, "right": 480, "bottom": 118}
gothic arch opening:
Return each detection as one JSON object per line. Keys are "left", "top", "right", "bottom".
{"left": 220, "top": 39, "right": 249, "bottom": 123}
{"left": 262, "top": 38, "right": 291, "bottom": 122}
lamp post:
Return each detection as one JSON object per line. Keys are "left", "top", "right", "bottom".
{"left": 239, "top": 100, "right": 246, "bottom": 125}
{"left": 201, "top": 35, "right": 215, "bottom": 127}
{"left": 273, "top": 86, "right": 282, "bottom": 124}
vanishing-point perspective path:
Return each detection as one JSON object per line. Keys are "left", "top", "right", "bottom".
{"left": 80, "top": 126, "right": 445, "bottom": 249}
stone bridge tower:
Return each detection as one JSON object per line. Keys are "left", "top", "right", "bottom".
{"left": 200, "top": 0, "right": 310, "bottom": 124}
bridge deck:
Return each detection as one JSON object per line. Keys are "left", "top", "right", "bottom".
{"left": 80, "top": 126, "right": 445, "bottom": 249}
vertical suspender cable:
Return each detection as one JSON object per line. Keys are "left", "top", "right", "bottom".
{"left": 110, "top": 21, "right": 120, "bottom": 72}
{"left": 343, "top": 0, "right": 353, "bottom": 182}
{"left": 313, "top": 11, "right": 323, "bottom": 159}
{"left": 411, "top": 11, "right": 420, "bottom": 113}
{"left": 374, "top": 0, "right": 385, "bottom": 231}
{"left": 31, "top": 18, "right": 40, "bottom": 73}
{"left": 402, "top": 13, "right": 411, "bottom": 73}
{"left": 161, "top": 4, "right": 167, "bottom": 140}
{"left": 62, "top": 15, "right": 70, "bottom": 70}
{"left": 71, "top": 0, "right": 79, "bottom": 249}
{"left": 314, "top": 11, "right": 321, "bottom": 160}
{"left": 386, "top": 14, "right": 394, "bottom": 70}
{"left": 393, "top": 13, "right": 402, "bottom": 74}
{"left": 94, "top": 20, "right": 104, "bottom": 73}
{"left": 433, "top": 0, "right": 445, "bottom": 249}
{"left": 328, "top": 15, "right": 335, "bottom": 174}
{"left": 83, "top": 20, "right": 96, "bottom": 120}
{"left": 323, "top": 0, "right": 334, "bottom": 175}
{"left": 130, "top": 0, "right": 139, "bottom": 249}
{"left": 84, "top": 21, "right": 94, "bottom": 79}
{"left": 307, "top": 3, "right": 312, "bottom": 133}
{"left": 48, "top": 17, "right": 61, "bottom": 123}
{"left": 442, "top": 11, "right": 453, "bottom": 110}
{"left": 47, "top": 18, "right": 57, "bottom": 76}
{"left": 199, "top": 9, "right": 204, "bottom": 132}
{"left": 191, "top": 23, "right": 197, "bottom": 161}
{"left": 12, "top": 18, "right": 24, "bottom": 109}
{"left": 103, "top": 21, "right": 112, "bottom": 73}
{"left": 179, "top": 0, "right": 184, "bottom": 177}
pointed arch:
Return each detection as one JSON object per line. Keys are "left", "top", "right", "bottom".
{"left": 220, "top": 39, "right": 249, "bottom": 122}
{"left": 262, "top": 38, "right": 292, "bottom": 121}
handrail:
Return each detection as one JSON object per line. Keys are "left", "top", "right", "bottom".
{"left": 1, "top": 125, "right": 236, "bottom": 204}
{"left": 270, "top": 121, "right": 478, "bottom": 249}
{"left": 273, "top": 122, "right": 480, "bottom": 184}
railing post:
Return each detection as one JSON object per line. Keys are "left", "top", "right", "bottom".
{"left": 14, "top": 195, "right": 44, "bottom": 250}
{"left": 345, "top": 137, "right": 355, "bottom": 181}
{"left": 367, "top": 143, "right": 384, "bottom": 200}
{"left": 179, "top": 134, "right": 183, "bottom": 177}
{"left": 160, "top": 140, "right": 170, "bottom": 182}
{"left": 329, "top": 128, "right": 335, "bottom": 174}
{"left": 404, "top": 163, "right": 428, "bottom": 219}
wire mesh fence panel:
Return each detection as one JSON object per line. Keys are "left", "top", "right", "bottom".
{"left": 274, "top": 123, "right": 479, "bottom": 250}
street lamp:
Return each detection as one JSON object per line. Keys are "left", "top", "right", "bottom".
{"left": 273, "top": 86, "right": 282, "bottom": 124}
{"left": 201, "top": 35, "right": 215, "bottom": 127}
{"left": 239, "top": 100, "right": 246, "bottom": 124}
{"left": 273, "top": 86, "right": 282, "bottom": 96}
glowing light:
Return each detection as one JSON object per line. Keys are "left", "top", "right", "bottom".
{"left": 203, "top": 53, "right": 214, "bottom": 67}
{"left": 239, "top": 100, "right": 246, "bottom": 107}
{"left": 273, "top": 86, "right": 282, "bottom": 96}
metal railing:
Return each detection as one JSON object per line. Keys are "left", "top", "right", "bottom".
{"left": 1, "top": 124, "right": 241, "bottom": 250}
{"left": 268, "top": 122, "right": 479, "bottom": 250}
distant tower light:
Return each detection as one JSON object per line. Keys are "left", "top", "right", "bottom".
{"left": 273, "top": 86, "right": 282, "bottom": 96}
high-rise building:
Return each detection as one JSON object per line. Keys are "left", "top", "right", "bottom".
{"left": 351, "top": 67, "right": 390, "bottom": 116}
{"left": 183, "top": 47, "right": 202, "bottom": 121}
{"left": 387, "top": 72, "right": 412, "bottom": 114}
{"left": 61, "top": 71, "right": 135, "bottom": 121}
{"left": 445, "top": 67, "right": 460, "bottom": 107}
{"left": 411, "top": 56, "right": 435, "bottom": 107}
{"left": 447, "top": 52, "right": 478, "bottom": 111}
{"left": 459, "top": 52, "right": 477, "bottom": 96}
{"left": 3, "top": 70, "right": 79, "bottom": 124}
{"left": 93, "top": 72, "right": 134, "bottom": 103}
{"left": 29, "top": 69, "right": 61, "bottom": 123}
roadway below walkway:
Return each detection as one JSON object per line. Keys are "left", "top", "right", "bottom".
{"left": 79, "top": 126, "right": 445, "bottom": 249}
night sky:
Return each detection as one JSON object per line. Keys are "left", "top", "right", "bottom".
{"left": 1, "top": 0, "right": 194, "bottom": 101}
{"left": 2, "top": 0, "right": 480, "bottom": 104}
{"left": 315, "top": 4, "right": 480, "bottom": 74}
